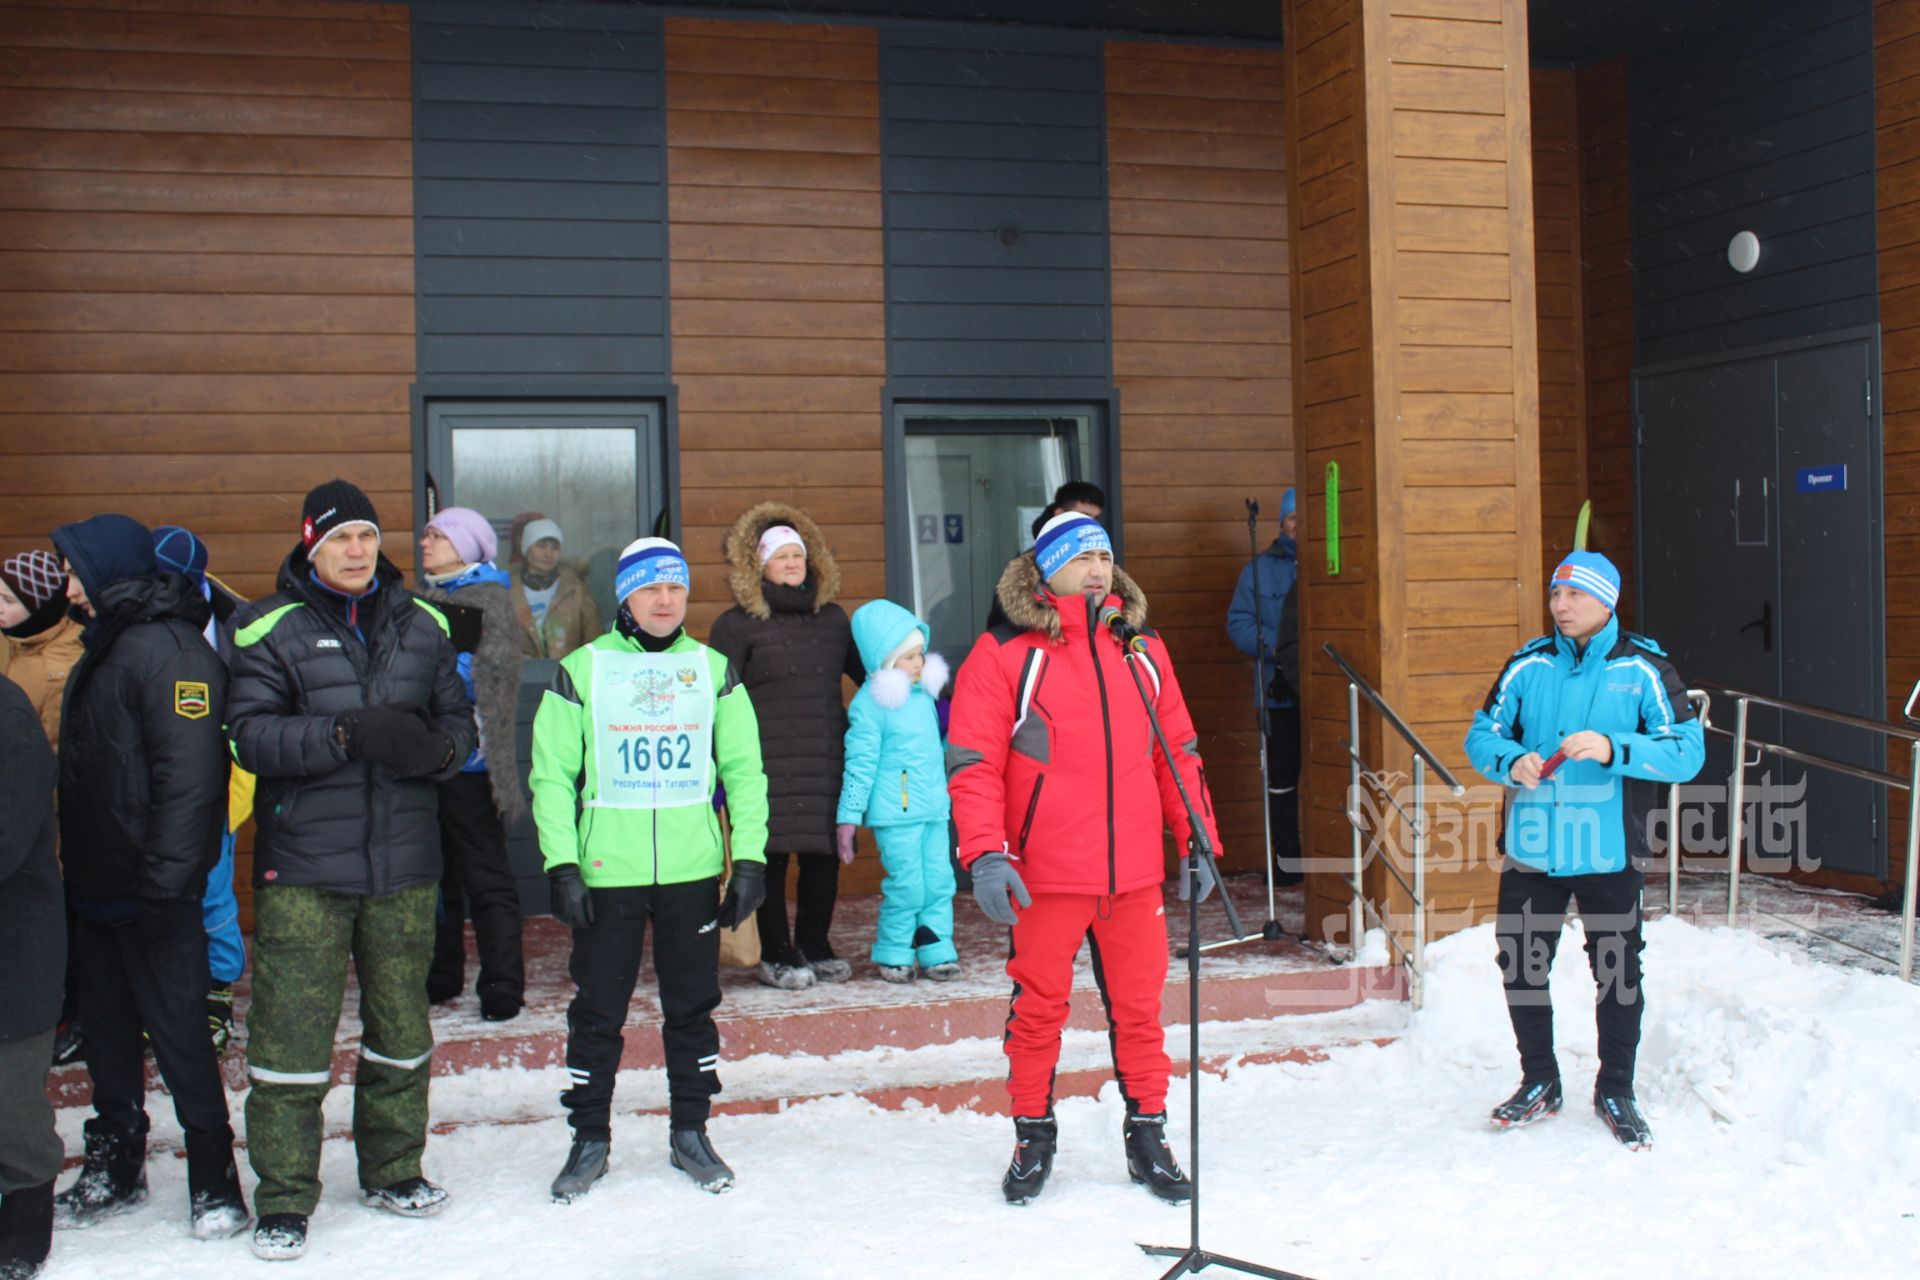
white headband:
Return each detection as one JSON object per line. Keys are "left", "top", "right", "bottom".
{"left": 758, "top": 525, "right": 805, "bottom": 566}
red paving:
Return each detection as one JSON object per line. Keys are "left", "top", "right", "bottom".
{"left": 49, "top": 876, "right": 1401, "bottom": 1113}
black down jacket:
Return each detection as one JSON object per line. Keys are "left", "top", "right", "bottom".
{"left": 1, "top": 677, "right": 65, "bottom": 1041}
{"left": 227, "top": 547, "right": 476, "bottom": 897}
{"left": 707, "top": 501, "right": 865, "bottom": 855}
{"left": 56, "top": 572, "right": 229, "bottom": 904}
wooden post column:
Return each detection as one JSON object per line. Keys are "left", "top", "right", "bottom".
{"left": 1283, "top": 0, "right": 1544, "bottom": 948}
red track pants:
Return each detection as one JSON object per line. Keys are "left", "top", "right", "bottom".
{"left": 1004, "top": 884, "right": 1171, "bottom": 1118}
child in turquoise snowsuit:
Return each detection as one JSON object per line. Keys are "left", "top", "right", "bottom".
{"left": 836, "top": 599, "right": 958, "bottom": 981}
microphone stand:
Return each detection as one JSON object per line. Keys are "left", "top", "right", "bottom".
{"left": 1111, "top": 627, "right": 1313, "bottom": 1280}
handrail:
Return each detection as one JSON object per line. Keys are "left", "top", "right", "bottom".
{"left": 1321, "top": 644, "right": 1468, "bottom": 797}
{"left": 1325, "top": 643, "right": 1466, "bottom": 1012}
{"left": 1666, "top": 690, "right": 1712, "bottom": 915}
{"left": 1706, "top": 682, "right": 1920, "bottom": 983}
{"left": 1704, "top": 684, "right": 1920, "bottom": 745}
{"left": 1903, "top": 676, "right": 1920, "bottom": 726}
{"left": 1701, "top": 724, "right": 1911, "bottom": 789}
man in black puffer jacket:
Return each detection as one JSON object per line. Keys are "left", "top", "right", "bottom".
{"left": 226, "top": 481, "right": 475, "bottom": 1262}
{"left": 46, "top": 513, "right": 247, "bottom": 1241}
{"left": 0, "top": 679, "right": 64, "bottom": 1279}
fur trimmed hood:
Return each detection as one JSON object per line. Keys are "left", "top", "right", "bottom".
{"left": 722, "top": 500, "right": 842, "bottom": 620}
{"left": 995, "top": 552, "right": 1147, "bottom": 646}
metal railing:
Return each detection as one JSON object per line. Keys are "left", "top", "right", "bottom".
{"left": 1664, "top": 690, "right": 1713, "bottom": 915}
{"left": 1323, "top": 644, "right": 1465, "bottom": 1010}
{"left": 1707, "top": 683, "right": 1920, "bottom": 982}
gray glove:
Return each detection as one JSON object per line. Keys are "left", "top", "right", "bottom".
{"left": 1178, "top": 853, "right": 1220, "bottom": 904}
{"left": 969, "top": 851, "right": 1032, "bottom": 926}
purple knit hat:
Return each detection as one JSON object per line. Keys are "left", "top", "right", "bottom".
{"left": 426, "top": 507, "right": 498, "bottom": 566}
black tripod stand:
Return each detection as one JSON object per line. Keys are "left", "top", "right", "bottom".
{"left": 1109, "top": 637, "right": 1315, "bottom": 1280}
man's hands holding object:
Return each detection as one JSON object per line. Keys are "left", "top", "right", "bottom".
{"left": 1510, "top": 732, "right": 1613, "bottom": 790}
{"left": 1179, "top": 852, "right": 1221, "bottom": 903}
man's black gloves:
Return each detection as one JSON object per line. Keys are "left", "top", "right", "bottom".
{"left": 717, "top": 861, "right": 767, "bottom": 929}
{"left": 548, "top": 864, "right": 594, "bottom": 930}
{"left": 336, "top": 704, "right": 455, "bottom": 777}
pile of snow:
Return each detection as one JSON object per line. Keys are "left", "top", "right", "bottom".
{"left": 44, "top": 917, "right": 1920, "bottom": 1278}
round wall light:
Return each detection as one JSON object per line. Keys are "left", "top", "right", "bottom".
{"left": 1728, "top": 230, "right": 1761, "bottom": 274}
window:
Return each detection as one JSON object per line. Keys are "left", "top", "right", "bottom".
{"left": 424, "top": 400, "right": 665, "bottom": 625}
{"left": 887, "top": 402, "right": 1112, "bottom": 659}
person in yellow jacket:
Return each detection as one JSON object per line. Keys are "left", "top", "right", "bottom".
{"left": 529, "top": 536, "right": 770, "bottom": 1204}
{"left": 1, "top": 550, "right": 84, "bottom": 750}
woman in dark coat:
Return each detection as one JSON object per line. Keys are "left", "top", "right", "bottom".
{"left": 708, "top": 502, "right": 864, "bottom": 990}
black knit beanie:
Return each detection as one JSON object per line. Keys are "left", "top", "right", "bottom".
{"left": 301, "top": 479, "right": 381, "bottom": 553}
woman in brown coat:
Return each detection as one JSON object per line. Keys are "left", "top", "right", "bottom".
{"left": 0, "top": 550, "right": 84, "bottom": 751}
{"left": 708, "top": 503, "right": 864, "bottom": 991}
{"left": 512, "top": 518, "right": 602, "bottom": 660}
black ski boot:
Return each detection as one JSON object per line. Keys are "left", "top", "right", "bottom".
{"left": 669, "top": 1128, "right": 734, "bottom": 1193}
{"left": 1002, "top": 1115, "right": 1056, "bottom": 1206}
{"left": 0, "top": 1180, "right": 54, "bottom": 1280}
{"left": 1490, "top": 1077, "right": 1563, "bottom": 1129}
{"left": 185, "top": 1128, "right": 249, "bottom": 1240}
{"left": 551, "top": 1134, "right": 611, "bottom": 1204}
{"left": 1123, "top": 1112, "right": 1192, "bottom": 1204}
{"left": 52, "top": 1121, "right": 146, "bottom": 1229}
{"left": 1594, "top": 1088, "right": 1653, "bottom": 1151}
{"left": 359, "top": 1176, "right": 449, "bottom": 1217}
{"left": 250, "top": 1213, "right": 308, "bottom": 1262}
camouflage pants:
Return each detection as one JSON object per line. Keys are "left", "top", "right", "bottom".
{"left": 245, "top": 881, "right": 437, "bottom": 1216}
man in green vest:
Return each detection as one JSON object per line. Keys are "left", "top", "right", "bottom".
{"left": 530, "top": 536, "right": 770, "bottom": 1203}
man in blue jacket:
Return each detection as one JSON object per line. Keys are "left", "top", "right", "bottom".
{"left": 1464, "top": 551, "right": 1704, "bottom": 1151}
{"left": 1226, "top": 488, "right": 1300, "bottom": 882}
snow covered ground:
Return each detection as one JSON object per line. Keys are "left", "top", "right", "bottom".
{"left": 44, "top": 914, "right": 1920, "bottom": 1279}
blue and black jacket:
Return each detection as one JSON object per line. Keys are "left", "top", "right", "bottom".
{"left": 1464, "top": 614, "right": 1705, "bottom": 877}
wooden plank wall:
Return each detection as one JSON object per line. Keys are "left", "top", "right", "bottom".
{"left": 0, "top": 0, "right": 416, "bottom": 925}
{"left": 1532, "top": 67, "right": 1585, "bottom": 592}
{"left": 662, "top": 18, "right": 888, "bottom": 890}
{"left": 1282, "top": 0, "right": 1383, "bottom": 942}
{"left": 1371, "top": 0, "right": 1543, "bottom": 933}
{"left": 1105, "top": 41, "right": 1291, "bottom": 873}
{"left": 1577, "top": 57, "right": 1636, "bottom": 623}
{"left": 0, "top": 0, "right": 416, "bottom": 604}
{"left": 1879, "top": 0, "right": 1920, "bottom": 888}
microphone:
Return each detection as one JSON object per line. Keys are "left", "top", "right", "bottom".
{"left": 1098, "top": 603, "right": 1149, "bottom": 656}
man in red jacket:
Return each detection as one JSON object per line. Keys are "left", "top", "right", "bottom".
{"left": 947, "top": 511, "right": 1224, "bottom": 1206}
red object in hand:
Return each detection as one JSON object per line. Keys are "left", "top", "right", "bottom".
{"left": 1537, "top": 748, "right": 1570, "bottom": 781}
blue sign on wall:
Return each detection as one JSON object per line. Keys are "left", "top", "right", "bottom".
{"left": 1796, "top": 465, "right": 1848, "bottom": 494}
{"left": 916, "top": 515, "right": 939, "bottom": 544}
{"left": 944, "top": 514, "right": 966, "bottom": 544}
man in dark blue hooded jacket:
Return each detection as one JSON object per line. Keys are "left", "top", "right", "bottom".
{"left": 1226, "top": 488, "right": 1302, "bottom": 882}
{"left": 47, "top": 514, "right": 247, "bottom": 1240}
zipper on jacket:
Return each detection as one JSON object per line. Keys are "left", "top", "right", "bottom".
{"left": 901, "top": 769, "right": 910, "bottom": 813}
{"left": 1086, "top": 605, "right": 1117, "bottom": 898}
{"left": 1018, "top": 775, "right": 1046, "bottom": 851}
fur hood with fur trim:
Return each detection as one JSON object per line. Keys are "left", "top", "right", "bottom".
{"left": 994, "top": 552, "right": 1148, "bottom": 646}
{"left": 722, "top": 500, "right": 842, "bottom": 620}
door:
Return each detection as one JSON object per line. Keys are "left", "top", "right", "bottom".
{"left": 424, "top": 401, "right": 666, "bottom": 913}
{"left": 892, "top": 407, "right": 1107, "bottom": 667}
{"left": 1635, "top": 336, "right": 1884, "bottom": 878}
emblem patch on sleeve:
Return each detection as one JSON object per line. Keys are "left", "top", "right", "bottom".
{"left": 174, "top": 681, "right": 211, "bottom": 720}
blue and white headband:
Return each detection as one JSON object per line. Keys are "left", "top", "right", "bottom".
{"left": 1550, "top": 550, "right": 1620, "bottom": 611}
{"left": 1034, "top": 512, "right": 1112, "bottom": 581}
{"left": 615, "top": 536, "right": 690, "bottom": 600}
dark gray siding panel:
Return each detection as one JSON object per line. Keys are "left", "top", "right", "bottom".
{"left": 880, "top": 27, "right": 1111, "bottom": 393}
{"left": 412, "top": 3, "right": 668, "bottom": 380}
{"left": 1630, "top": 0, "right": 1877, "bottom": 364}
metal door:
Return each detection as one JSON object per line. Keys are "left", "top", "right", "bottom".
{"left": 1636, "top": 335, "right": 1884, "bottom": 879}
